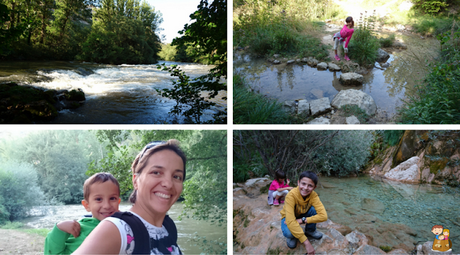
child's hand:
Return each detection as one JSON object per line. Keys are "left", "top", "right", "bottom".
{"left": 287, "top": 179, "right": 290, "bottom": 185}
{"left": 57, "top": 220, "right": 81, "bottom": 238}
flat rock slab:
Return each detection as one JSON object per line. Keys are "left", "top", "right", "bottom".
{"left": 310, "top": 97, "right": 332, "bottom": 116}
{"left": 331, "top": 89, "right": 377, "bottom": 116}
{"left": 297, "top": 99, "right": 310, "bottom": 116}
{"left": 328, "top": 62, "right": 341, "bottom": 71}
{"left": 346, "top": 115, "right": 360, "bottom": 124}
{"left": 317, "top": 62, "right": 328, "bottom": 70}
{"left": 307, "top": 117, "right": 330, "bottom": 124}
{"left": 340, "top": 72, "right": 364, "bottom": 85}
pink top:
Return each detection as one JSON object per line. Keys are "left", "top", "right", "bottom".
{"left": 269, "top": 179, "right": 289, "bottom": 191}
{"left": 340, "top": 25, "right": 354, "bottom": 49}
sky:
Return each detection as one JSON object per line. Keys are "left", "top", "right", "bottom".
{"left": 146, "top": 0, "right": 202, "bottom": 43}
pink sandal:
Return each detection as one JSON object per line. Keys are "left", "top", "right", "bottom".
{"left": 344, "top": 56, "right": 350, "bottom": 61}
{"left": 335, "top": 55, "right": 341, "bottom": 61}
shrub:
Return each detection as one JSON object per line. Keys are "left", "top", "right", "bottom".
{"left": 379, "top": 34, "right": 396, "bottom": 47}
{"left": 348, "top": 12, "right": 380, "bottom": 67}
{"left": 0, "top": 162, "right": 46, "bottom": 220}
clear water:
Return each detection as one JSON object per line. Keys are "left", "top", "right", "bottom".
{"left": 21, "top": 202, "right": 226, "bottom": 254}
{"left": 234, "top": 32, "right": 439, "bottom": 122}
{"left": 0, "top": 61, "right": 226, "bottom": 124}
{"left": 316, "top": 176, "right": 460, "bottom": 251}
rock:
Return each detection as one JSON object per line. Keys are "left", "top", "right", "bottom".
{"left": 272, "top": 60, "right": 281, "bottom": 64}
{"left": 381, "top": 62, "right": 390, "bottom": 68}
{"left": 307, "top": 58, "right": 319, "bottom": 67}
{"left": 328, "top": 63, "right": 341, "bottom": 71}
{"left": 310, "top": 97, "right": 332, "bottom": 116}
{"left": 317, "top": 62, "right": 328, "bottom": 70}
{"left": 310, "top": 89, "right": 324, "bottom": 99}
{"left": 388, "top": 248, "right": 410, "bottom": 254}
{"left": 243, "top": 178, "right": 271, "bottom": 197}
{"left": 346, "top": 115, "right": 360, "bottom": 124}
{"left": 354, "top": 245, "right": 386, "bottom": 254}
{"left": 331, "top": 90, "right": 377, "bottom": 116}
{"left": 376, "top": 48, "right": 390, "bottom": 63}
{"left": 283, "top": 100, "right": 296, "bottom": 114}
{"left": 273, "top": 54, "right": 280, "bottom": 58}
{"left": 287, "top": 60, "right": 295, "bottom": 64}
{"left": 75, "top": 67, "right": 94, "bottom": 76}
{"left": 297, "top": 100, "right": 310, "bottom": 116}
{"left": 234, "top": 188, "right": 246, "bottom": 196}
{"left": 307, "top": 117, "right": 330, "bottom": 124}
{"left": 302, "top": 57, "right": 309, "bottom": 63}
{"left": 339, "top": 73, "right": 364, "bottom": 86}
{"left": 393, "top": 41, "right": 408, "bottom": 49}
{"left": 345, "top": 230, "right": 369, "bottom": 250}
{"left": 24, "top": 100, "right": 58, "bottom": 120}
{"left": 384, "top": 156, "right": 420, "bottom": 183}
{"left": 421, "top": 241, "right": 452, "bottom": 255}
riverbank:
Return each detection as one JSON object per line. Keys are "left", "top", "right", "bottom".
{"left": 0, "top": 229, "right": 45, "bottom": 254}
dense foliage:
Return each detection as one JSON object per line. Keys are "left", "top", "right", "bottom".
{"left": 0, "top": 0, "right": 162, "bottom": 63}
{"left": 234, "top": 0, "right": 335, "bottom": 58}
{"left": 348, "top": 11, "right": 380, "bottom": 67}
{"left": 234, "top": 130, "right": 374, "bottom": 182}
{"left": 0, "top": 161, "right": 46, "bottom": 222}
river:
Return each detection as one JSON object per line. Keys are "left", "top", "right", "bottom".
{"left": 234, "top": 31, "right": 439, "bottom": 123}
{"left": 0, "top": 61, "right": 226, "bottom": 124}
{"left": 316, "top": 175, "right": 460, "bottom": 251}
{"left": 20, "top": 202, "right": 226, "bottom": 254}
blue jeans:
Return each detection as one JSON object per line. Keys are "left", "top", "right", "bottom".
{"left": 281, "top": 206, "right": 317, "bottom": 240}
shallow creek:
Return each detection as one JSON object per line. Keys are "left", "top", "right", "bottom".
{"left": 0, "top": 61, "right": 226, "bottom": 124}
{"left": 234, "top": 32, "right": 439, "bottom": 122}
{"left": 21, "top": 202, "right": 226, "bottom": 254}
{"left": 316, "top": 176, "right": 460, "bottom": 250}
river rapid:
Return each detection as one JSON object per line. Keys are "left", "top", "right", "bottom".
{"left": 0, "top": 61, "right": 226, "bottom": 124}
{"left": 234, "top": 32, "right": 439, "bottom": 122}
{"left": 21, "top": 202, "right": 226, "bottom": 254}
{"left": 316, "top": 176, "right": 460, "bottom": 251}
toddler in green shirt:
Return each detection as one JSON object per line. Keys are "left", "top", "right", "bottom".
{"left": 44, "top": 172, "right": 121, "bottom": 254}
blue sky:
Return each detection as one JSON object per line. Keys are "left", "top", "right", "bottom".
{"left": 146, "top": 0, "right": 202, "bottom": 43}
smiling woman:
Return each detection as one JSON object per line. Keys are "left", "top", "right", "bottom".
{"left": 73, "top": 139, "right": 186, "bottom": 255}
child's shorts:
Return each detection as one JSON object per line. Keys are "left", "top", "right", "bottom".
{"left": 268, "top": 190, "right": 290, "bottom": 205}
{"left": 333, "top": 32, "right": 348, "bottom": 53}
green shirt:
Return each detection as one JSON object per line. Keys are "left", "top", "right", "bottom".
{"left": 44, "top": 217, "right": 100, "bottom": 254}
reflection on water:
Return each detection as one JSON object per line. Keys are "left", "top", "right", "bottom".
{"left": 0, "top": 61, "right": 226, "bottom": 124}
{"left": 316, "top": 176, "right": 460, "bottom": 250}
{"left": 21, "top": 202, "right": 226, "bottom": 254}
{"left": 234, "top": 33, "right": 439, "bottom": 120}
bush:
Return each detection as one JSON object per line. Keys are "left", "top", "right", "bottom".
{"left": 379, "top": 34, "right": 396, "bottom": 47}
{"left": 0, "top": 162, "right": 46, "bottom": 220}
{"left": 233, "top": 74, "right": 292, "bottom": 124}
{"left": 348, "top": 12, "right": 380, "bottom": 67}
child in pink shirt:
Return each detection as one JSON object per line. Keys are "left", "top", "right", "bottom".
{"left": 268, "top": 170, "right": 293, "bottom": 206}
{"left": 333, "top": 16, "right": 354, "bottom": 61}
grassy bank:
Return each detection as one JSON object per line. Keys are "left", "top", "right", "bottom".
{"left": 233, "top": 74, "right": 296, "bottom": 124}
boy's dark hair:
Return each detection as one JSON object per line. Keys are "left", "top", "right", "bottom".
{"left": 274, "top": 169, "right": 286, "bottom": 182}
{"left": 129, "top": 139, "right": 187, "bottom": 203}
{"left": 346, "top": 16, "right": 354, "bottom": 28}
{"left": 83, "top": 172, "right": 120, "bottom": 201}
{"left": 298, "top": 171, "right": 318, "bottom": 186}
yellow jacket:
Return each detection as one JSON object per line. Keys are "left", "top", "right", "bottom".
{"left": 280, "top": 187, "right": 327, "bottom": 243}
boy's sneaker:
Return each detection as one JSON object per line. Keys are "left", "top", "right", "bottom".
{"left": 286, "top": 237, "right": 297, "bottom": 249}
{"left": 305, "top": 230, "right": 323, "bottom": 239}
{"left": 273, "top": 199, "right": 280, "bottom": 206}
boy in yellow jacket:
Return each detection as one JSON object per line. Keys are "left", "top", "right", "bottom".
{"left": 280, "top": 171, "right": 327, "bottom": 255}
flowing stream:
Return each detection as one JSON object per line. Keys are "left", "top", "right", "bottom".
{"left": 234, "top": 32, "right": 439, "bottom": 122}
{"left": 0, "top": 61, "right": 226, "bottom": 124}
{"left": 21, "top": 202, "right": 226, "bottom": 254}
{"left": 316, "top": 176, "right": 460, "bottom": 251}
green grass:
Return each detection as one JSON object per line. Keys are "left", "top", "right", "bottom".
{"left": 0, "top": 221, "right": 24, "bottom": 229}
{"left": 378, "top": 34, "right": 396, "bottom": 47}
{"left": 233, "top": 74, "right": 293, "bottom": 124}
{"left": 20, "top": 228, "right": 50, "bottom": 237}
{"left": 338, "top": 104, "right": 370, "bottom": 123}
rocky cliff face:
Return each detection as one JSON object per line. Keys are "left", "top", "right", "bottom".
{"left": 233, "top": 178, "right": 441, "bottom": 255}
{"left": 367, "top": 131, "right": 460, "bottom": 185}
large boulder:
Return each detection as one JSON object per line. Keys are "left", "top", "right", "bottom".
{"left": 339, "top": 73, "right": 364, "bottom": 85}
{"left": 297, "top": 99, "right": 310, "bottom": 116}
{"left": 331, "top": 89, "right": 377, "bottom": 116}
{"left": 384, "top": 156, "right": 420, "bottom": 183}
{"left": 376, "top": 48, "right": 390, "bottom": 62}
{"left": 310, "top": 97, "right": 332, "bottom": 116}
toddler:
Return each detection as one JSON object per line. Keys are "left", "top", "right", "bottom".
{"left": 333, "top": 16, "right": 354, "bottom": 61}
{"left": 268, "top": 170, "right": 293, "bottom": 206}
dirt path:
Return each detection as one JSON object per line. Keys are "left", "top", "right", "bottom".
{"left": 0, "top": 229, "right": 45, "bottom": 255}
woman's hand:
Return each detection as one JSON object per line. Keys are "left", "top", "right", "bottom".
{"left": 303, "top": 240, "right": 315, "bottom": 255}
{"left": 57, "top": 220, "right": 80, "bottom": 238}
